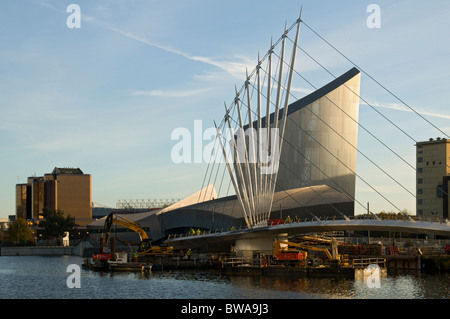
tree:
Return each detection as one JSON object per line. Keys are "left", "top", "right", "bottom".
{"left": 40, "top": 208, "right": 76, "bottom": 240}
{"left": 8, "top": 218, "right": 34, "bottom": 244}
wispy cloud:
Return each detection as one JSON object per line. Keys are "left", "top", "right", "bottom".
{"left": 37, "top": 2, "right": 59, "bottom": 11}
{"left": 362, "top": 101, "right": 450, "bottom": 120}
{"left": 37, "top": 1, "right": 255, "bottom": 85}
{"left": 291, "top": 86, "right": 313, "bottom": 95}
{"left": 106, "top": 25, "right": 252, "bottom": 79}
{"left": 129, "top": 88, "right": 211, "bottom": 98}
{"left": 38, "top": 1, "right": 95, "bottom": 22}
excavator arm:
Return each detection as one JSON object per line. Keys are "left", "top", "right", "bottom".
{"left": 103, "top": 213, "right": 149, "bottom": 247}
{"left": 103, "top": 213, "right": 173, "bottom": 255}
{"left": 275, "top": 240, "right": 335, "bottom": 260}
{"left": 108, "top": 214, "right": 148, "bottom": 240}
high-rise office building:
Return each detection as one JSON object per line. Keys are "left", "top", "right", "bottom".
{"left": 15, "top": 167, "right": 92, "bottom": 225}
{"left": 15, "top": 183, "right": 30, "bottom": 220}
{"left": 416, "top": 138, "right": 450, "bottom": 218}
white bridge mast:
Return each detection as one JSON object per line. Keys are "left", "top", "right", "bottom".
{"left": 216, "top": 10, "right": 302, "bottom": 228}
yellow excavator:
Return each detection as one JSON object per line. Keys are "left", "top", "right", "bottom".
{"left": 103, "top": 213, "right": 173, "bottom": 256}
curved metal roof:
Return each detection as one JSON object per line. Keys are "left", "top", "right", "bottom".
{"left": 87, "top": 184, "right": 352, "bottom": 229}
{"left": 183, "top": 184, "right": 353, "bottom": 219}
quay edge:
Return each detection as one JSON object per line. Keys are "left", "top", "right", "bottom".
{"left": 0, "top": 246, "right": 73, "bottom": 256}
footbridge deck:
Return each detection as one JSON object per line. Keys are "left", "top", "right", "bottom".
{"left": 165, "top": 216, "right": 450, "bottom": 250}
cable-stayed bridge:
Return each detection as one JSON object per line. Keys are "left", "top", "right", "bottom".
{"left": 166, "top": 9, "right": 450, "bottom": 249}
{"left": 167, "top": 215, "right": 450, "bottom": 250}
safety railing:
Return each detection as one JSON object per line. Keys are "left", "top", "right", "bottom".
{"left": 220, "top": 257, "right": 247, "bottom": 267}
{"left": 166, "top": 215, "right": 450, "bottom": 240}
{"left": 352, "top": 257, "right": 386, "bottom": 269}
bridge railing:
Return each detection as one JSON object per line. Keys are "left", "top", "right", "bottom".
{"left": 166, "top": 215, "right": 450, "bottom": 240}
{"left": 350, "top": 214, "right": 449, "bottom": 224}
{"left": 167, "top": 224, "right": 250, "bottom": 240}
{"left": 352, "top": 257, "right": 386, "bottom": 269}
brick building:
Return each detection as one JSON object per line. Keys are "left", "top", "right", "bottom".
{"left": 15, "top": 167, "right": 92, "bottom": 226}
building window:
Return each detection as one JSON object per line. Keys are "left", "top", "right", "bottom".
{"left": 418, "top": 188, "right": 423, "bottom": 195}
{"left": 417, "top": 199, "right": 423, "bottom": 205}
{"left": 418, "top": 168, "right": 423, "bottom": 173}
{"left": 417, "top": 210, "right": 423, "bottom": 215}
{"left": 418, "top": 157, "right": 423, "bottom": 163}
{"left": 418, "top": 178, "right": 423, "bottom": 184}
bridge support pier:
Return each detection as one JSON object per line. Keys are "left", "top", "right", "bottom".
{"left": 235, "top": 233, "right": 289, "bottom": 260}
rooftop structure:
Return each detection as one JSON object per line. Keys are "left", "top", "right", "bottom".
{"left": 51, "top": 167, "right": 84, "bottom": 175}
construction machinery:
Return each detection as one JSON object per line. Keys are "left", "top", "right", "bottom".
{"left": 274, "top": 239, "right": 343, "bottom": 266}
{"left": 103, "top": 213, "right": 173, "bottom": 256}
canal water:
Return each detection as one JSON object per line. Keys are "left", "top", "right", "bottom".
{"left": 0, "top": 255, "right": 448, "bottom": 299}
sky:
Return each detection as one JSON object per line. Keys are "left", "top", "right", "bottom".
{"left": 1, "top": 0, "right": 449, "bottom": 218}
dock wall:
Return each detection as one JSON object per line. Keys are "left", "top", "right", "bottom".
{"left": 0, "top": 241, "right": 93, "bottom": 257}
{"left": 0, "top": 246, "right": 73, "bottom": 256}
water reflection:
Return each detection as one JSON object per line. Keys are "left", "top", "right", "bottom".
{"left": 225, "top": 272, "right": 449, "bottom": 299}
{"left": 0, "top": 256, "right": 448, "bottom": 299}
{"left": 227, "top": 275, "right": 357, "bottom": 298}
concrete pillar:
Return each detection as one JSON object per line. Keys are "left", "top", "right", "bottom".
{"left": 235, "top": 237, "right": 273, "bottom": 260}
{"left": 235, "top": 233, "right": 288, "bottom": 260}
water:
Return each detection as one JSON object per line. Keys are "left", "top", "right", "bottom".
{"left": 0, "top": 256, "right": 448, "bottom": 299}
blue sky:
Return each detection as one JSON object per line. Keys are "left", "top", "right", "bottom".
{"left": 1, "top": 0, "right": 449, "bottom": 218}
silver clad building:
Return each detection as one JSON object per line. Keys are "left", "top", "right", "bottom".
{"left": 87, "top": 68, "right": 361, "bottom": 244}
{"left": 276, "top": 67, "right": 360, "bottom": 202}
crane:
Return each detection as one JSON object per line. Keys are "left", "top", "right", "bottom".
{"left": 103, "top": 213, "right": 173, "bottom": 256}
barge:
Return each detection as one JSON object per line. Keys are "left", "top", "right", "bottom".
{"left": 83, "top": 252, "right": 152, "bottom": 272}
